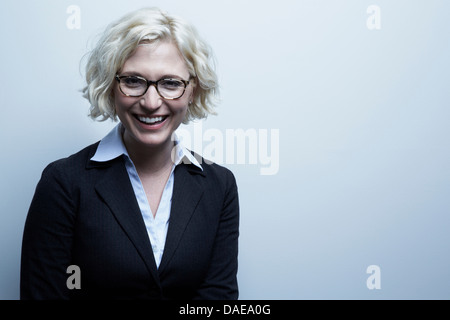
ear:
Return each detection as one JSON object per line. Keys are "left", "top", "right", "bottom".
{"left": 189, "top": 77, "right": 197, "bottom": 101}
{"left": 110, "top": 88, "right": 117, "bottom": 112}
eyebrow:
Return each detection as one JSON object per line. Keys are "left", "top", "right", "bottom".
{"left": 120, "top": 71, "right": 188, "bottom": 80}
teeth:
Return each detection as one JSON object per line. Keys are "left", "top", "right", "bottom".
{"left": 138, "top": 116, "right": 165, "bottom": 124}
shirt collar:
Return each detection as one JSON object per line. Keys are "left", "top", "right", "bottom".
{"left": 90, "top": 123, "right": 203, "bottom": 170}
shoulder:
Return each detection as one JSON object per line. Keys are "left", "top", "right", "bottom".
{"left": 203, "top": 161, "right": 236, "bottom": 183}
{"left": 191, "top": 152, "right": 238, "bottom": 194}
{"left": 40, "top": 142, "right": 100, "bottom": 180}
{"left": 30, "top": 142, "right": 101, "bottom": 208}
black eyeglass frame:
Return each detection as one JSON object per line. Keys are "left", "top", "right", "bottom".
{"left": 115, "top": 74, "right": 190, "bottom": 100}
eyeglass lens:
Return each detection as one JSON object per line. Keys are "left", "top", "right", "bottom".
{"left": 119, "top": 76, "right": 186, "bottom": 99}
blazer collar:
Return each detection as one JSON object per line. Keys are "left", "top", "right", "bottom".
{"left": 158, "top": 163, "right": 205, "bottom": 274}
{"left": 93, "top": 157, "right": 161, "bottom": 286}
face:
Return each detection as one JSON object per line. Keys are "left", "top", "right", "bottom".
{"left": 114, "top": 41, "right": 194, "bottom": 152}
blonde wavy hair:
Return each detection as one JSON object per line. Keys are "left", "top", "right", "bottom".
{"left": 82, "top": 7, "right": 218, "bottom": 123}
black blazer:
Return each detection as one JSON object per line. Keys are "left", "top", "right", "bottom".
{"left": 20, "top": 142, "right": 239, "bottom": 300}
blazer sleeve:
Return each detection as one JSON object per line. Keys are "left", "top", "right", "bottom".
{"left": 193, "top": 169, "right": 240, "bottom": 300}
{"left": 20, "top": 161, "right": 77, "bottom": 300}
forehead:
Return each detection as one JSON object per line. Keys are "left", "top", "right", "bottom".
{"left": 121, "top": 41, "right": 189, "bottom": 78}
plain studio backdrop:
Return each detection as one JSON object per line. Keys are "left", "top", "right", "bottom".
{"left": 1, "top": 0, "right": 449, "bottom": 299}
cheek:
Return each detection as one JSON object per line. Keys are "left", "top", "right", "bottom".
{"left": 171, "top": 87, "right": 193, "bottom": 116}
{"left": 169, "top": 101, "right": 189, "bottom": 117}
{"left": 113, "top": 87, "right": 132, "bottom": 113}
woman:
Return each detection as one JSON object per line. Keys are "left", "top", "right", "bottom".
{"left": 20, "top": 7, "right": 239, "bottom": 300}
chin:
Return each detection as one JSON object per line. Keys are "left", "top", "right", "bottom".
{"left": 135, "top": 131, "right": 173, "bottom": 148}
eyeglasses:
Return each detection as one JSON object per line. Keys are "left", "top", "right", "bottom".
{"left": 115, "top": 74, "right": 190, "bottom": 100}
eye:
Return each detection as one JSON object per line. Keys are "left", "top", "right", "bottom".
{"left": 159, "top": 79, "right": 184, "bottom": 90}
{"left": 122, "top": 76, "right": 146, "bottom": 88}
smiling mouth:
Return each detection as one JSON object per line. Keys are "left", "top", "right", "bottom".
{"left": 135, "top": 115, "right": 168, "bottom": 125}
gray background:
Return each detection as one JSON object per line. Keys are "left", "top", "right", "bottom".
{"left": 1, "top": 0, "right": 449, "bottom": 299}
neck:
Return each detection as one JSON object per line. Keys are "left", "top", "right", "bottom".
{"left": 122, "top": 132, "right": 174, "bottom": 177}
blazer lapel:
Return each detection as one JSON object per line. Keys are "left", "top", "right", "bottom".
{"left": 92, "top": 157, "right": 161, "bottom": 287}
{"left": 158, "top": 164, "right": 205, "bottom": 274}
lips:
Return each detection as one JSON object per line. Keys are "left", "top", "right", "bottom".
{"left": 135, "top": 115, "right": 168, "bottom": 125}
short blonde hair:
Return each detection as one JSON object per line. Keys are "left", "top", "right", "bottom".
{"left": 82, "top": 7, "right": 218, "bottom": 123}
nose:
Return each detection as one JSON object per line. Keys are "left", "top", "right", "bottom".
{"left": 140, "top": 84, "right": 162, "bottom": 111}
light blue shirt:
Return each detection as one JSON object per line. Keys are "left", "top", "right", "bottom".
{"left": 90, "top": 123, "right": 202, "bottom": 268}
